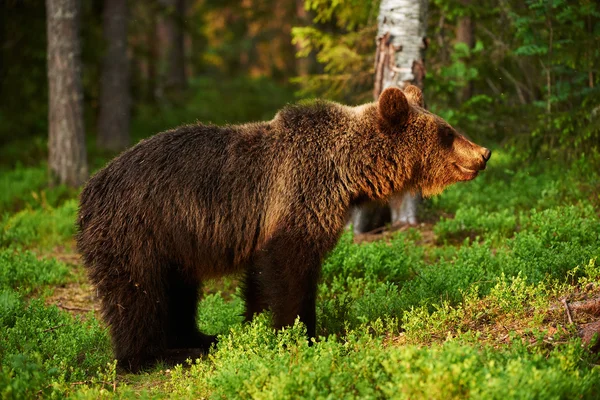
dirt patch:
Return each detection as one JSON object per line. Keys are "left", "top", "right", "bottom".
{"left": 46, "top": 281, "right": 100, "bottom": 317}
{"left": 354, "top": 222, "right": 437, "bottom": 244}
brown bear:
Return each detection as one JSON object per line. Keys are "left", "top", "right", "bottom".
{"left": 77, "top": 85, "right": 490, "bottom": 372}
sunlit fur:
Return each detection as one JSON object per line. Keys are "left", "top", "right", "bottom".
{"left": 76, "top": 85, "right": 489, "bottom": 372}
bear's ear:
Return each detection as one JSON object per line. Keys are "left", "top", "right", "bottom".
{"left": 378, "top": 87, "right": 409, "bottom": 126}
{"left": 404, "top": 84, "right": 424, "bottom": 107}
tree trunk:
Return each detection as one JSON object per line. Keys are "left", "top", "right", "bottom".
{"left": 374, "top": 0, "right": 428, "bottom": 98}
{"left": 147, "top": 8, "right": 159, "bottom": 102}
{"left": 295, "top": 0, "right": 312, "bottom": 77}
{"left": 46, "top": 0, "right": 88, "bottom": 187}
{"left": 456, "top": 0, "right": 474, "bottom": 101}
{"left": 158, "top": 0, "right": 186, "bottom": 93}
{"left": 97, "top": 0, "right": 130, "bottom": 152}
{"left": 365, "top": 0, "right": 428, "bottom": 231}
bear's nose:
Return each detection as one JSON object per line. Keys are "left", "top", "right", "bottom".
{"left": 482, "top": 148, "right": 491, "bottom": 162}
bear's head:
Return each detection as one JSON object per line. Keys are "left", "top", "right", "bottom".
{"left": 377, "top": 85, "right": 491, "bottom": 196}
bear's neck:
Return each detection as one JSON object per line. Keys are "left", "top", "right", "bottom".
{"left": 342, "top": 103, "right": 418, "bottom": 205}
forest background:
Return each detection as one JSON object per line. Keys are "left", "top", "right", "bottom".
{"left": 1, "top": 0, "right": 600, "bottom": 398}
{"left": 2, "top": 0, "right": 599, "bottom": 168}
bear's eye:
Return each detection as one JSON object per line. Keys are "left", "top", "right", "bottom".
{"left": 439, "top": 127, "right": 454, "bottom": 147}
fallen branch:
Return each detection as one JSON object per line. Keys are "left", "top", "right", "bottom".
{"left": 550, "top": 296, "right": 600, "bottom": 316}
{"left": 562, "top": 298, "right": 574, "bottom": 324}
{"left": 43, "top": 324, "right": 66, "bottom": 333}
{"left": 564, "top": 298, "right": 600, "bottom": 317}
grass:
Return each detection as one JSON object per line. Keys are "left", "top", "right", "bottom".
{"left": 1, "top": 78, "right": 599, "bottom": 398}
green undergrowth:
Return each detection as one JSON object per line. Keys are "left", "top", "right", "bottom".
{"left": 0, "top": 248, "right": 113, "bottom": 399}
{"left": 0, "top": 164, "right": 76, "bottom": 214}
{"left": 0, "top": 199, "right": 78, "bottom": 250}
{"left": 1, "top": 147, "right": 600, "bottom": 398}
{"left": 0, "top": 249, "right": 69, "bottom": 292}
{"left": 164, "top": 316, "right": 599, "bottom": 399}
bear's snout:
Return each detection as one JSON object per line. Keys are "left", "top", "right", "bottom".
{"left": 449, "top": 138, "right": 491, "bottom": 182}
{"left": 474, "top": 147, "right": 491, "bottom": 171}
{"left": 482, "top": 148, "right": 492, "bottom": 162}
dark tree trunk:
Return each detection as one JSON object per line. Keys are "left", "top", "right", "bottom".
{"left": 159, "top": 0, "right": 186, "bottom": 92}
{"left": 46, "top": 0, "right": 88, "bottom": 187}
{"left": 455, "top": 13, "right": 474, "bottom": 48}
{"left": 295, "top": 0, "right": 312, "bottom": 77}
{"left": 147, "top": 8, "right": 159, "bottom": 102}
{"left": 456, "top": 0, "right": 474, "bottom": 101}
{"left": 97, "top": 0, "right": 130, "bottom": 151}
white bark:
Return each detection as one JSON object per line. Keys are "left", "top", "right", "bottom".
{"left": 353, "top": 0, "right": 428, "bottom": 233}
{"left": 376, "top": 0, "right": 428, "bottom": 91}
{"left": 379, "top": 0, "right": 428, "bottom": 226}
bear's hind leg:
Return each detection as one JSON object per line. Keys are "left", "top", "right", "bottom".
{"left": 92, "top": 264, "right": 169, "bottom": 372}
{"left": 165, "top": 267, "right": 217, "bottom": 352}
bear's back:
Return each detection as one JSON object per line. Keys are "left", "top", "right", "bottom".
{"left": 77, "top": 122, "right": 279, "bottom": 276}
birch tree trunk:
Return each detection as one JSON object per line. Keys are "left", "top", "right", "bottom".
{"left": 46, "top": 0, "right": 88, "bottom": 187}
{"left": 353, "top": 0, "right": 428, "bottom": 234}
{"left": 374, "top": 0, "right": 428, "bottom": 96}
{"left": 97, "top": 0, "right": 130, "bottom": 151}
{"left": 379, "top": 0, "right": 428, "bottom": 227}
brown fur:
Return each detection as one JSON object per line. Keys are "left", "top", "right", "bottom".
{"left": 76, "top": 85, "right": 490, "bottom": 372}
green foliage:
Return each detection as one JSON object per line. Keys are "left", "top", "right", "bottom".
{"left": 430, "top": 151, "right": 599, "bottom": 214}
{"left": 511, "top": 0, "right": 600, "bottom": 154}
{"left": 292, "top": 0, "right": 379, "bottom": 102}
{"left": 0, "top": 247, "right": 100, "bottom": 398}
{"left": 198, "top": 292, "right": 245, "bottom": 336}
{"left": 0, "top": 199, "right": 78, "bottom": 249}
{"left": 164, "top": 316, "right": 600, "bottom": 399}
{"left": 0, "top": 148, "right": 596, "bottom": 398}
{"left": 295, "top": 0, "right": 600, "bottom": 156}
{"left": 304, "top": 0, "right": 379, "bottom": 29}
{"left": 315, "top": 151, "right": 600, "bottom": 337}
{"left": 0, "top": 249, "right": 69, "bottom": 292}
{"left": 323, "top": 231, "right": 421, "bottom": 283}
{"left": 0, "top": 297, "right": 112, "bottom": 399}
{"left": 434, "top": 207, "right": 517, "bottom": 244}
{"left": 0, "top": 164, "right": 76, "bottom": 213}
{"left": 427, "top": 0, "right": 600, "bottom": 155}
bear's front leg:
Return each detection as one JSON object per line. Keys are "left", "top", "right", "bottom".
{"left": 253, "top": 235, "right": 322, "bottom": 340}
{"left": 242, "top": 266, "right": 270, "bottom": 322}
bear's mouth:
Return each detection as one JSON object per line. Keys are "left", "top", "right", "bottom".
{"left": 455, "top": 164, "right": 477, "bottom": 173}
{"left": 454, "top": 163, "right": 480, "bottom": 180}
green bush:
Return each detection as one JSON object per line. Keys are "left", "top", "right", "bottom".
{"left": 322, "top": 231, "right": 421, "bottom": 284}
{"left": 429, "top": 151, "right": 597, "bottom": 215}
{"left": 165, "top": 316, "right": 600, "bottom": 399}
{"left": 0, "top": 297, "right": 112, "bottom": 398}
{"left": 435, "top": 207, "right": 517, "bottom": 244}
{"left": 198, "top": 292, "right": 245, "bottom": 336}
{"left": 0, "top": 199, "right": 78, "bottom": 249}
{"left": 0, "top": 249, "right": 69, "bottom": 291}
{"left": 0, "top": 165, "right": 75, "bottom": 213}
